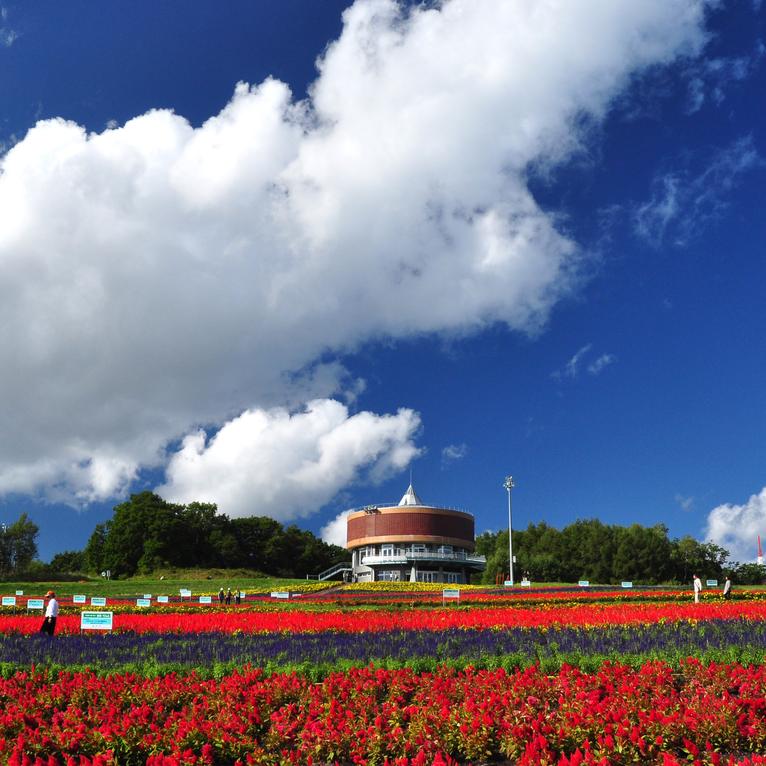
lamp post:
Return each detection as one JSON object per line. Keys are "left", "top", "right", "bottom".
{"left": 504, "top": 476, "right": 515, "bottom": 586}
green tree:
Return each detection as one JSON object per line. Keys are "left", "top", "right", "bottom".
{"left": 0, "top": 513, "right": 39, "bottom": 575}
{"left": 49, "top": 550, "right": 84, "bottom": 574}
{"left": 83, "top": 523, "right": 108, "bottom": 573}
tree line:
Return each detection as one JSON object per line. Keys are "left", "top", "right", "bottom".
{"left": 3, "top": 500, "right": 766, "bottom": 585}
{"left": 475, "top": 519, "right": 766, "bottom": 585}
{"left": 2, "top": 492, "right": 348, "bottom": 580}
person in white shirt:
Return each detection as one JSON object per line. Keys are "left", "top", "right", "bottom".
{"left": 693, "top": 574, "right": 703, "bottom": 604}
{"left": 723, "top": 576, "right": 732, "bottom": 599}
{"left": 40, "top": 590, "right": 59, "bottom": 635}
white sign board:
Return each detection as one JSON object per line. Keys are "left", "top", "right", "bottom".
{"left": 143, "top": 594, "right": 152, "bottom": 600}
{"left": 15, "top": 590, "right": 23, "bottom": 596}
{"left": 503, "top": 580, "right": 513, "bottom": 587}
{"left": 136, "top": 598, "right": 151, "bottom": 608}
{"left": 621, "top": 581, "right": 633, "bottom": 589}
{"left": 520, "top": 579, "right": 531, "bottom": 587}
{"left": 270, "top": 591, "right": 290, "bottom": 599}
{"left": 578, "top": 580, "right": 590, "bottom": 587}
{"left": 81, "top": 611, "right": 113, "bottom": 631}
{"left": 199, "top": 595, "right": 212, "bottom": 604}
{"left": 90, "top": 596, "right": 107, "bottom": 607}
{"left": 179, "top": 589, "right": 192, "bottom": 598}
{"left": 72, "top": 594, "right": 87, "bottom": 604}
{"left": 26, "top": 598, "right": 44, "bottom": 610}
{"left": 157, "top": 595, "right": 169, "bottom": 604}
{"left": 2, "top": 596, "right": 16, "bottom": 606}
{"left": 706, "top": 579, "right": 718, "bottom": 587}
{"left": 442, "top": 589, "right": 460, "bottom": 599}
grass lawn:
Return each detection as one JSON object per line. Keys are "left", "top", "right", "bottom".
{"left": 0, "top": 569, "right": 323, "bottom": 598}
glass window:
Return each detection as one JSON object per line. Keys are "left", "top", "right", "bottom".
{"left": 416, "top": 571, "right": 438, "bottom": 583}
{"left": 381, "top": 544, "right": 394, "bottom": 556}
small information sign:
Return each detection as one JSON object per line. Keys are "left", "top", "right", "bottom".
{"left": 179, "top": 589, "right": 192, "bottom": 598}
{"left": 199, "top": 595, "right": 212, "bottom": 604}
{"left": 90, "top": 596, "right": 107, "bottom": 607}
{"left": 442, "top": 588, "right": 460, "bottom": 599}
{"left": 2, "top": 596, "right": 16, "bottom": 607}
{"left": 578, "top": 580, "right": 590, "bottom": 587}
{"left": 81, "top": 611, "right": 113, "bottom": 631}
{"left": 270, "top": 591, "right": 290, "bottom": 599}
{"left": 520, "top": 579, "right": 531, "bottom": 587}
{"left": 26, "top": 598, "right": 44, "bottom": 610}
{"left": 621, "top": 581, "right": 633, "bottom": 589}
{"left": 143, "top": 594, "right": 152, "bottom": 600}
{"left": 136, "top": 598, "right": 151, "bottom": 608}
{"left": 15, "top": 590, "right": 23, "bottom": 596}
{"left": 706, "top": 579, "right": 718, "bottom": 587}
{"left": 157, "top": 595, "right": 169, "bottom": 604}
{"left": 72, "top": 594, "right": 87, "bottom": 604}
{"left": 503, "top": 580, "right": 513, "bottom": 587}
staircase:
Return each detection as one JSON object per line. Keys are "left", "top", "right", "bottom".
{"left": 307, "top": 561, "right": 352, "bottom": 581}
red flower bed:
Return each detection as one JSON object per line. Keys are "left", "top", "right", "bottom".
{"left": 2, "top": 600, "right": 766, "bottom": 634}
{"left": 2, "top": 661, "right": 766, "bottom": 764}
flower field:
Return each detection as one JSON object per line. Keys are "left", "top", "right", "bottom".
{"left": 2, "top": 586, "right": 766, "bottom": 764}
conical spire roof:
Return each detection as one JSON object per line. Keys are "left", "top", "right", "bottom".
{"left": 398, "top": 482, "right": 422, "bottom": 506}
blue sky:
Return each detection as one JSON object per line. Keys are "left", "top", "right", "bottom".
{"left": 0, "top": 0, "right": 764, "bottom": 565}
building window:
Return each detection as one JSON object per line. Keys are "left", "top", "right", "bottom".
{"left": 416, "top": 571, "right": 439, "bottom": 583}
{"left": 438, "top": 545, "right": 453, "bottom": 555}
{"left": 446, "top": 572, "right": 461, "bottom": 584}
{"left": 378, "top": 570, "right": 400, "bottom": 581}
{"left": 409, "top": 544, "right": 426, "bottom": 555}
{"left": 381, "top": 544, "right": 394, "bottom": 557}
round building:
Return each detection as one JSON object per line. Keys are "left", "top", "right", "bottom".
{"left": 346, "top": 483, "right": 486, "bottom": 583}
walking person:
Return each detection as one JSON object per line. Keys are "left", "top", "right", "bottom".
{"left": 40, "top": 591, "right": 59, "bottom": 635}
{"left": 218, "top": 587, "right": 225, "bottom": 605}
{"left": 225, "top": 587, "right": 232, "bottom": 605}
{"left": 723, "top": 576, "right": 732, "bottom": 599}
{"left": 693, "top": 574, "right": 703, "bottom": 604}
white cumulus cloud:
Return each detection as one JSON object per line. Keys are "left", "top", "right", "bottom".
{"left": 705, "top": 487, "right": 766, "bottom": 563}
{"left": 0, "top": 0, "right": 713, "bottom": 503}
{"left": 158, "top": 399, "right": 421, "bottom": 520}
{"left": 321, "top": 510, "right": 352, "bottom": 548}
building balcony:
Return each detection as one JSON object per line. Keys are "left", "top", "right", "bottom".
{"left": 361, "top": 551, "right": 486, "bottom": 568}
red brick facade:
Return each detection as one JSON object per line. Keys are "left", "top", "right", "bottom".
{"left": 347, "top": 507, "right": 474, "bottom": 550}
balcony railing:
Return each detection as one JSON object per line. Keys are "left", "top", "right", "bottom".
{"left": 361, "top": 551, "right": 486, "bottom": 567}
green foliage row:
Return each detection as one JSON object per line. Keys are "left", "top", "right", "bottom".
{"left": 474, "top": 519, "right": 745, "bottom": 585}
{"left": 2, "top": 644, "right": 765, "bottom": 683}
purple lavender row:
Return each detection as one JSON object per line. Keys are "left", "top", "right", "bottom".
{"left": 2, "top": 618, "right": 765, "bottom": 669}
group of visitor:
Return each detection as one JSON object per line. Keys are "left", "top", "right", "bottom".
{"left": 218, "top": 587, "right": 241, "bottom": 605}
{"left": 692, "top": 574, "right": 731, "bottom": 602}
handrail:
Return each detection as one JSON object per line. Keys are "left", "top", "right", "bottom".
{"left": 308, "top": 561, "right": 353, "bottom": 581}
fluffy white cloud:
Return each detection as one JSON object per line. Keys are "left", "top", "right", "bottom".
{"left": 705, "top": 487, "right": 766, "bottom": 563}
{"left": 158, "top": 399, "right": 421, "bottom": 520}
{"left": 0, "top": 0, "right": 712, "bottom": 502}
{"left": 320, "top": 510, "right": 352, "bottom": 548}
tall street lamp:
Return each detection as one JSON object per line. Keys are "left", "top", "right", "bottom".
{"left": 504, "top": 476, "right": 515, "bottom": 586}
